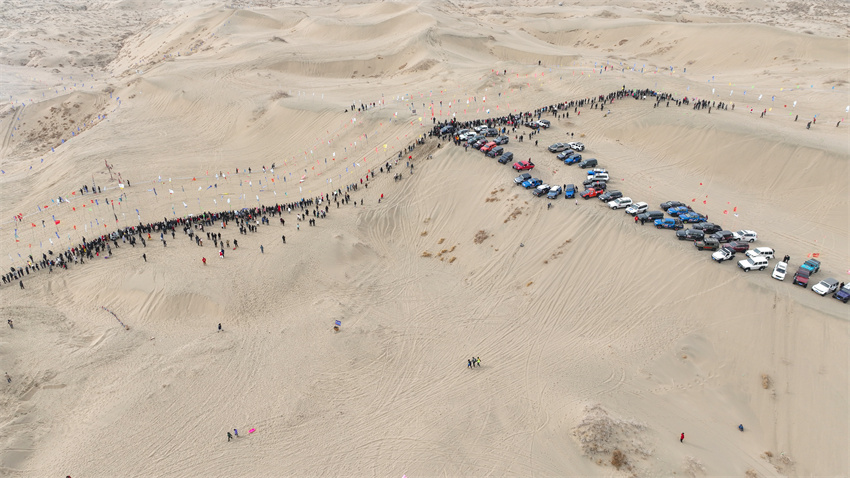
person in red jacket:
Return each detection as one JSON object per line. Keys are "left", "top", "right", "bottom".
{"left": 680, "top": 433, "right": 685, "bottom": 443}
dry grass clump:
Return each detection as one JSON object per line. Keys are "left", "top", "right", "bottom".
{"left": 420, "top": 231, "right": 428, "bottom": 236}
{"left": 473, "top": 230, "right": 489, "bottom": 244}
{"left": 504, "top": 207, "right": 523, "bottom": 223}
{"left": 271, "top": 90, "right": 290, "bottom": 100}
{"left": 526, "top": 281, "right": 533, "bottom": 287}
{"left": 611, "top": 450, "right": 626, "bottom": 469}
{"left": 683, "top": 456, "right": 706, "bottom": 477}
{"left": 449, "top": 257, "right": 456, "bottom": 263}
{"left": 573, "top": 404, "right": 651, "bottom": 465}
{"left": 437, "top": 238, "right": 445, "bottom": 244}
{"left": 761, "top": 374, "right": 771, "bottom": 389}
{"left": 745, "top": 469, "right": 758, "bottom": 478}
{"left": 421, "top": 251, "right": 432, "bottom": 257}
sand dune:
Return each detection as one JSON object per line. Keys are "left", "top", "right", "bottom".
{"left": 0, "top": 1, "right": 848, "bottom": 477}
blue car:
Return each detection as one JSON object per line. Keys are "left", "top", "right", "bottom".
{"left": 564, "top": 184, "right": 576, "bottom": 198}
{"left": 679, "top": 212, "right": 707, "bottom": 223}
{"left": 564, "top": 154, "right": 582, "bottom": 165}
{"left": 522, "top": 178, "right": 543, "bottom": 189}
{"left": 654, "top": 218, "right": 684, "bottom": 230}
{"left": 667, "top": 206, "right": 691, "bottom": 217}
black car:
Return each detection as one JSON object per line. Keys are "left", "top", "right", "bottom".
{"left": 637, "top": 210, "right": 665, "bottom": 222}
{"left": 486, "top": 128, "right": 499, "bottom": 137}
{"left": 556, "top": 150, "right": 575, "bottom": 161}
{"left": 514, "top": 172, "right": 531, "bottom": 184}
{"left": 599, "top": 190, "right": 622, "bottom": 202}
{"left": 694, "top": 237, "right": 720, "bottom": 251}
{"left": 495, "top": 135, "right": 510, "bottom": 145}
{"left": 660, "top": 201, "right": 686, "bottom": 210}
{"left": 439, "top": 125, "right": 455, "bottom": 135}
{"left": 676, "top": 229, "right": 705, "bottom": 241}
{"left": 499, "top": 152, "right": 514, "bottom": 164}
{"left": 693, "top": 222, "right": 722, "bottom": 234}
{"left": 532, "top": 185, "right": 551, "bottom": 196}
{"left": 583, "top": 181, "right": 607, "bottom": 191}
{"left": 486, "top": 146, "right": 504, "bottom": 158}
{"left": 711, "top": 230, "right": 736, "bottom": 243}
{"left": 579, "top": 158, "right": 598, "bottom": 169}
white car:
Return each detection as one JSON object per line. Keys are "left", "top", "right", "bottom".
{"left": 745, "top": 247, "right": 775, "bottom": 259}
{"left": 608, "top": 197, "right": 633, "bottom": 209}
{"left": 771, "top": 261, "right": 787, "bottom": 281}
{"left": 625, "top": 202, "right": 648, "bottom": 215}
{"left": 588, "top": 172, "right": 609, "bottom": 181}
{"left": 734, "top": 230, "right": 758, "bottom": 243}
{"left": 738, "top": 256, "right": 769, "bottom": 272}
{"left": 568, "top": 142, "right": 585, "bottom": 151}
{"left": 812, "top": 278, "right": 839, "bottom": 296}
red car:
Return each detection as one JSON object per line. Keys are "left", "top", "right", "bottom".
{"left": 480, "top": 141, "right": 497, "bottom": 152}
{"left": 512, "top": 160, "right": 534, "bottom": 171}
{"left": 581, "top": 187, "right": 602, "bottom": 199}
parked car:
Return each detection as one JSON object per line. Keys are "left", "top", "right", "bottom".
{"left": 812, "top": 278, "right": 839, "bottom": 296}
{"left": 660, "top": 201, "right": 686, "bottom": 210}
{"left": 581, "top": 188, "right": 603, "bottom": 199}
{"left": 548, "top": 142, "right": 569, "bottom": 153}
{"left": 654, "top": 218, "right": 683, "bottom": 230}
{"left": 599, "top": 190, "right": 622, "bottom": 202}
{"left": 522, "top": 178, "right": 543, "bottom": 189}
{"left": 735, "top": 230, "right": 758, "bottom": 243}
{"left": 513, "top": 160, "right": 535, "bottom": 171}
{"left": 485, "top": 128, "right": 499, "bottom": 137}
{"left": 727, "top": 241, "right": 750, "bottom": 253}
{"left": 738, "top": 256, "right": 769, "bottom": 272}
{"left": 693, "top": 222, "right": 722, "bottom": 234}
{"left": 568, "top": 141, "right": 585, "bottom": 151}
{"left": 800, "top": 258, "right": 821, "bottom": 274}
{"left": 514, "top": 172, "right": 531, "bottom": 184}
{"left": 679, "top": 213, "right": 707, "bottom": 223}
{"left": 579, "top": 159, "right": 598, "bottom": 169}
{"left": 480, "top": 141, "right": 497, "bottom": 152}
{"left": 712, "top": 247, "right": 736, "bottom": 262}
{"left": 834, "top": 283, "right": 850, "bottom": 303}
{"left": 746, "top": 247, "right": 775, "bottom": 259}
{"left": 584, "top": 181, "right": 607, "bottom": 191}
{"left": 537, "top": 119, "right": 551, "bottom": 129}
{"left": 556, "top": 150, "right": 575, "bottom": 161}
{"left": 583, "top": 178, "right": 606, "bottom": 188}
{"left": 772, "top": 261, "right": 788, "bottom": 281}
{"left": 793, "top": 268, "right": 811, "bottom": 287}
{"left": 547, "top": 186, "right": 562, "bottom": 199}
{"left": 711, "top": 230, "right": 736, "bottom": 243}
{"left": 637, "top": 211, "right": 665, "bottom": 222}
{"left": 676, "top": 229, "right": 705, "bottom": 241}
{"left": 667, "top": 206, "right": 690, "bottom": 217}
{"left": 564, "top": 155, "right": 582, "bottom": 165}
{"left": 695, "top": 237, "right": 720, "bottom": 251}
{"left": 532, "top": 185, "right": 551, "bottom": 197}
{"left": 564, "top": 184, "right": 576, "bottom": 199}
{"left": 495, "top": 135, "right": 510, "bottom": 145}
{"left": 499, "top": 152, "right": 514, "bottom": 164}
{"left": 586, "top": 168, "right": 608, "bottom": 176}
{"left": 608, "top": 197, "right": 633, "bottom": 209}
{"left": 486, "top": 146, "right": 504, "bottom": 157}
{"left": 439, "top": 125, "right": 455, "bottom": 135}
{"left": 588, "top": 172, "right": 609, "bottom": 182}
{"left": 625, "top": 202, "right": 648, "bottom": 215}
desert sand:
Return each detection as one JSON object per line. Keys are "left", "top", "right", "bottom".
{"left": 0, "top": 0, "right": 848, "bottom": 476}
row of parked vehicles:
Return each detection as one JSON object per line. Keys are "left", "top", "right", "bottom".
{"left": 476, "top": 130, "right": 847, "bottom": 304}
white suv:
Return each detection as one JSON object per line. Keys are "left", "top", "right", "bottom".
{"left": 745, "top": 247, "right": 774, "bottom": 259}
{"left": 734, "top": 230, "right": 758, "bottom": 242}
{"left": 625, "top": 202, "right": 648, "bottom": 215}
{"left": 608, "top": 197, "right": 633, "bottom": 209}
{"left": 771, "top": 261, "right": 787, "bottom": 281}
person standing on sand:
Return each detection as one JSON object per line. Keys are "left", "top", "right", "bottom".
{"left": 680, "top": 433, "right": 684, "bottom": 443}
{"left": 218, "top": 323, "right": 222, "bottom": 332}
{"left": 467, "top": 359, "right": 472, "bottom": 368}
{"left": 142, "top": 253, "right": 147, "bottom": 262}
{"left": 234, "top": 428, "right": 238, "bottom": 437}
{"left": 282, "top": 235, "right": 286, "bottom": 244}
{"left": 5, "top": 372, "right": 10, "bottom": 383}
{"left": 227, "top": 432, "right": 232, "bottom": 442}
{"left": 202, "top": 257, "right": 206, "bottom": 265}
{"left": 260, "top": 245, "right": 264, "bottom": 254}
{"left": 19, "top": 280, "right": 24, "bottom": 289}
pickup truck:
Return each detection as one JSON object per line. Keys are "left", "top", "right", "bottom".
{"left": 793, "top": 267, "right": 811, "bottom": 287}
{"left": 800, "top": 258, "right": 821, "bottom": 274}
{"left": 738, "top": 256, "right": 769, "bottom": 272}
{"left": 712, "top": 247, "right": 736, "bottom": 263}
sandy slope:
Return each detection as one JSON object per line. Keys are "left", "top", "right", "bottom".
{"left": 0, "top": 1, "right": 848, "bottom": 476}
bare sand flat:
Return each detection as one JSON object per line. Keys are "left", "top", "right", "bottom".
{"left": 0, "top": 1, "right": 848, "bottom": 476}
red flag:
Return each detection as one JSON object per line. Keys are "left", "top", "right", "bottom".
{"left": 55, "top": 220, "right": 60, "bottom": 225}
{"left": 733, "top": 207, "right": 737, "bottom": 212}
{"left": 702, "top": 200, "right": 707, "bottom": 204}
{"left": 31, "top": 223, "right": 36, "bottom": 227}
{"left": 723, "top": 210, "right": 728, "bottom": 214}
{"left": 812, "top": 253, "right": 820, "bottom": 258}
